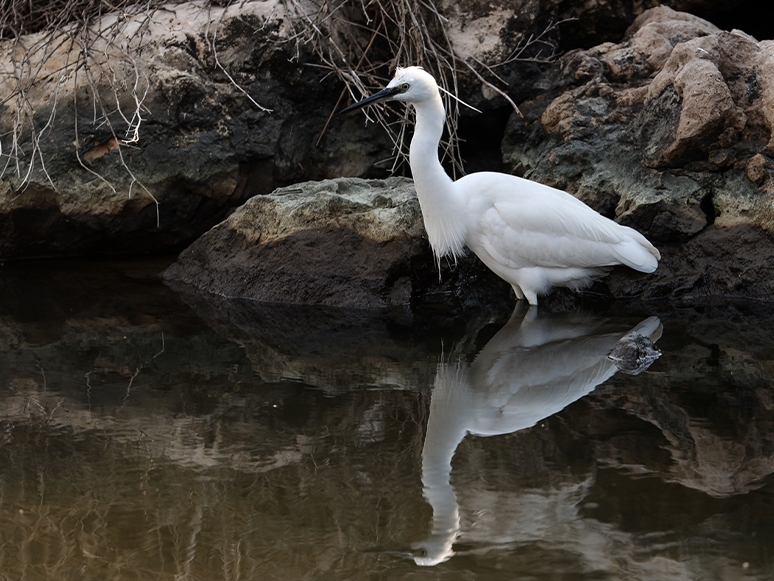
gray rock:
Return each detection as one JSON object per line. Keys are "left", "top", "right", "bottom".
{"left": 608, "top": 330, "right": 662, "bottom": 374}
{"left": 163, "top": 177, "right": 513, "bottom": 309}
{"left": 164, "top": 177, "right": 421, "bottom": 308}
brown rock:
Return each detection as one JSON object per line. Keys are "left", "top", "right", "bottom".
{"left": 746, "top": 153, "right": 773, "bottom": 185}
{"left": 502, "top": 6, "right": 774, "bottom": 301}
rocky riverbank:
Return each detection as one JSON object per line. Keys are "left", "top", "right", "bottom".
{"left": 1, "top": 1, "right": 773, "bottom": 307}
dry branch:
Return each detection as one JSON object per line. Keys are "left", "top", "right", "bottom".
{"left": 0, "top": 0, "right": 267, "bottom": 227}
{"left": 283, "top": 0, "right": 561, "bottom": 176}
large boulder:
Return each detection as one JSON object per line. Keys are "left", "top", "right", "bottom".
{"left": 162, "top": 177, "right": 512, "bottom": 309}
{"left": 503, "top": 6, "right": 774, "bottom": 301}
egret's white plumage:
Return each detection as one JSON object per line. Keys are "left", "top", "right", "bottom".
{"left": 342, "top": 66, "right": 660, "bottom": 305}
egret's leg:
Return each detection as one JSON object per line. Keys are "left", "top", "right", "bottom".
{"left": 524, "top": 289, "right": 539, "bottom": 306}
{"left": 511, "top": 284, "right": 525, "bottom": 301}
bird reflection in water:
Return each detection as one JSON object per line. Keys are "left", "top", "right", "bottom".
{"left": 413, "top": 307, "right": 662, "bottom": 566}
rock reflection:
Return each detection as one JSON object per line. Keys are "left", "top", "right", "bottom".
{"left": 415, "top": 308, "right": 662, "bottom": 565}
{"left": 4, "top": 260, "right": 774, "bottom": 579}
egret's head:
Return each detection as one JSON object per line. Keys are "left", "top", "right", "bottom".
{"left": 387, "top": 67, "right": 439, "bottom": 103}
{"left": 340, "top": 66, "right": 439, "bottom": 114}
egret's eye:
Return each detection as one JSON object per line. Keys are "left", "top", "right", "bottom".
{"left": 399, "top": 83, "right": 410, "bottom": 92}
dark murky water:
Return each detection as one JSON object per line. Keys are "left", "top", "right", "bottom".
{"left": 1, "top": 258, "right": 773, "bottom": 580}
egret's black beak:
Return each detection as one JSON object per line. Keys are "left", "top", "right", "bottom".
{"left": 340, "top": 86, "right": 401, "bottom": 114}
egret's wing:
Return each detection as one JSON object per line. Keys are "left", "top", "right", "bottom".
{"left": 461, "top": 173, "right": 658, "bottom": 271}
{"left": 483, "top": 199, "right": 628, "bottom": 269}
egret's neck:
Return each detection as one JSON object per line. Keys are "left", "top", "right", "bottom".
{"left": 409, "top": 95, "right": 467, "bottom": 259}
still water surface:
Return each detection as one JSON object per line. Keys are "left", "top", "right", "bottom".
{"left": 1, "top": 258, "right": 773, "bottom": 580}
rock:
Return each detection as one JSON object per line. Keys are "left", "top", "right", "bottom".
{"left": 503, "top": 6, "right": 774, "bottom": 301}
{"left": 551, "top": 0, "right": 751, "bottom": 50}
{"left": 608, "top": 329, "right": 662, "bottom": 374}
{"left": 163, "top": 177, "right": 513, "bottom": 309}
{"left": 163, "top": 177, "right": 422, "bottom": 308}
{"left": 0, "top": 0, "right": 394, "bottom": 259}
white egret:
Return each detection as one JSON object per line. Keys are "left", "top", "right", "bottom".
{"left": 341, "top": 67, "right": 660, "bottom": 305}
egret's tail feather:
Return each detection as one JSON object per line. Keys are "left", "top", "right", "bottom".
{"left": 613, "top": 232, "right": 660, "bottom": 273}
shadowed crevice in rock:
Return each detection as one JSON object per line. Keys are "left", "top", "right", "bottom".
{"left": 699, "top": 191, "right": 716, "bottom": 226}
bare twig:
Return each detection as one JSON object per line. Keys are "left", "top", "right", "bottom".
{"left": 281, "top": 0, "right": 559, "bottom": 176}
{"left": 0, "top": 0, "right": 270, "bottom": 227}
{"left": 205, "top": 1, "right": 272, "bottom": 113}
